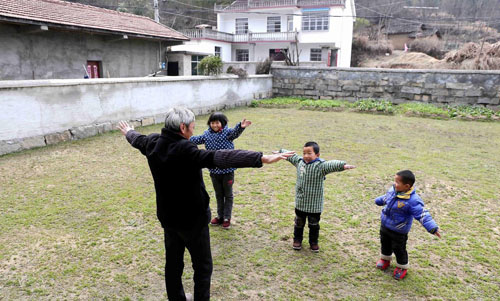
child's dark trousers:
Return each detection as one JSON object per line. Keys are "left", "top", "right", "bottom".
{"left": 380, "top": 225, "right": 409, "bottom": 265}
{"left": 210, "top": 172, "right": 234, "bottom": 220}
{"left": 294, "top": 208, "right": 321, "bottom": 244}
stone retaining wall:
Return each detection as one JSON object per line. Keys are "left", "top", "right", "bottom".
{"left": 271, "top": 66, "right": 500, "bottom": 109}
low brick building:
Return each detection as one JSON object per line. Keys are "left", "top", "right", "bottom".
{"left": 0, "top": 0, "right": 188, "bottom": 80}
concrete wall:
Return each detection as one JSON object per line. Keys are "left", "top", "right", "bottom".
{"left": 0, "top": 75, "right": 273, "bottom": 155}
{"left": 271, "top": 66, "right": 500, "bottom": 108}
{"left": 0, "top": 23, "right": 171, "bottom": 80}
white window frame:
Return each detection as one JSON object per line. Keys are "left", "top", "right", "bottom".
{"left": 191, "top": 55, "right": 205, "bottom": 75}
{"left": 235, "top": 18, "right": 248, "bottom": 34}
{"left": 310, "top": 48, "right": 322, "bottom": 61}
{"left": 287, "top": 15, "right": 294, "bottom": 31}
{"left": 267, "top": 16, "right": 281, "bottom": 33}
{"left": 236, "top": 49, "right": 249, "bottom": 61}
{"left": 302, "top": 10, "right": 329, "bottom": 31}
{"left": 215, "top": 46, "right": 221, "bottom": 57}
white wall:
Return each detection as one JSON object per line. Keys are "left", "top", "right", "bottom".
{"left": 218, "top": 8, "right": 295, "bottom": 34}
{"left": 0, "top": 76, "right": 273, "bottom": 154}
{"left": 171, "top": 40, "right": 232, "bottom": 62}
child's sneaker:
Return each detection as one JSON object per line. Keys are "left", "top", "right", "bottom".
{"left": 222, "top": 219, "right": 231, "bottom": 229}
{"left": 310, "top": 243, "right": 320, "bottom": 253}
{"left": 376, "top": 259, "right": 391, "bottom": 270}
{"left": 292, "top": 241, "right": 302, "bottom": 250}
{"left": 210, "top": 217, "right": 222, "bottom": 226}
{"left": 393, "top": 267, "right": 407, "bottom": 280}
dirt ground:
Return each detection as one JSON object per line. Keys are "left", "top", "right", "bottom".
{"left": 359, "top": 50, "right": 453, "bottom": 69}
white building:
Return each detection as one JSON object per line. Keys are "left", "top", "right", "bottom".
{"left": 169, "top": 0, "right": 356, "bottom": 75}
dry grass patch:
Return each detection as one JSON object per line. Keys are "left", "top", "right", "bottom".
{"left": 1, "top": 107, "right": 499, "bottom": 300}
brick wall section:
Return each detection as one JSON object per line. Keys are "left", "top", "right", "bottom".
{"left": 271, "top": 66, "right": 500, "bottom": 109}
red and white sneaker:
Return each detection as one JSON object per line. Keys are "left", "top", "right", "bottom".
{"left": 393, "top": 267, "right": 407, "bottom": 280}
{"left": 376, "top": 259, "right": 391, "bottom": 270}
{"left": 210, "top": 217, "right": 222, "bottom": 226}
{"left": 222, "top": 219, "right": 231, "bottom": 229}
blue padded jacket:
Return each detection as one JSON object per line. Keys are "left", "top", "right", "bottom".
{"left": 375, "top": 186, "right": 439, "bottom": 234}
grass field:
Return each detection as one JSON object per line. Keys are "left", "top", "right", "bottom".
{"left": 1, "top": 107, "right": 499, "bottom": 300}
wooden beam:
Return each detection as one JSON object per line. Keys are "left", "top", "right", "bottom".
{"left": 105, "top": 34, "right": 128, "bottom": 42}
{"left": 19, "top": 25, "right": 49, "bottom": 34}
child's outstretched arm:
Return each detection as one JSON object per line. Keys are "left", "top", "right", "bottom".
{"left": 375, "top": 195, "right": 387, "bottom": 206}
{"left": 227, "top": 118, "right": 251, "bottom": 141}
{"left": 277, "top": 149, "right": 301, "bottom": 166}
{"left": 321, "top": 160, "right": 355, "bottom": 175}
{"left": 190, "top": 132, "right": 206, "bottom": 145}
{"left": 410, "top": 199, "right": 441, "bottom": 238}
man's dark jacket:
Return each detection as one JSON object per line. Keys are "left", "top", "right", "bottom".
{"left": 126, "top": 128, "right": 263, "bottom": 231}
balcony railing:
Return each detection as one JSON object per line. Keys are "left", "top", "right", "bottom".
{"left": 214, "top": 0, "right": 345, "bottom": 12}
{"left": 182, "top": 29, "right": 234, "bottom": 42}
{"left": 182, "top": 29, "right": 298, "bottom": 43}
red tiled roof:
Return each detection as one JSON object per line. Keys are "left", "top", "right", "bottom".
{"left": 0, "top": 0, "right": 188, "bottom": 41}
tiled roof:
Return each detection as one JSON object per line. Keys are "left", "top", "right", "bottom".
{"left": 0, "top": 0, "right": 188, "bottom": 41}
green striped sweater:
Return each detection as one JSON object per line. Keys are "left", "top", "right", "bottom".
{"left": 281, "top": 149, "right": 346, "bottom": 213}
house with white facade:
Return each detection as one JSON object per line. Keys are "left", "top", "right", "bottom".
{"left": 168, "top": 0, "right": 355, "bottom": 75}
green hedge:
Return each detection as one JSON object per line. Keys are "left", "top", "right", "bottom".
{"left": 251, "top": 97, "right": 500, "bottom": 121}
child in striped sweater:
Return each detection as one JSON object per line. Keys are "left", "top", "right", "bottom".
{"left": 279, "top": 142, "right": 355, "bottom": 252}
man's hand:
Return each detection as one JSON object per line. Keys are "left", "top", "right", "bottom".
{"left": 117, "top": 121, "right": 134, "bottom": 136}
{"left": 241, "top": 118, "right": 252, "bottom": 128}
{"left": 262, "top": 151, "right": 295, "bottom": 164}
{"left": 434, "top": 230, "right": 441, "bottom": 238}
{"left": 344, "top": 164, "right": 356, "bottom": 170}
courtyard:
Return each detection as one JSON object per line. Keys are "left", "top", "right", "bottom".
{"left": 1, "top": 107, "right": 499, "bottom": 300}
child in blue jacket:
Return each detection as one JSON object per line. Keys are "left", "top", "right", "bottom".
{"left": 190, "top": 112, "right": 252, "bottom": 229}
{"left": 375, "top": 170, "right": 441, "bottom": 280}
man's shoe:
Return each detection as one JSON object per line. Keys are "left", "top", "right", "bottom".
{"left": 292, "top": 241, "right": 302, "bottom": 250}
{"left": 376, "top": 259, "right": 391, "bottom": 270}
{"left": 393, "top": 267, "right": 407, "bottom": 280}
{"left": 210, "top": 217, "right": 222, "bottom": 226}
{"left": 310, "top": 243, "right": 320, "bottom": 253}
{"left": 222, "top": 219, "right": 231, "bottom": 229}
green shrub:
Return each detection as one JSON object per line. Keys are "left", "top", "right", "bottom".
{"left": 447, "top": 105, "right": 495, "bottom": 119}
{"left": 300, "top": 99, "right": 349, "bottom": 109}
{"left": 251, "top": 97, "right": 306, "bottom": 107}
{"left": 354, "top": 99, "right": 394, "bottom": 113}
{"left": 198, "top": 56, "right": 223, "bottom": 76}
{"left": 397, "top": 102, "right": 449, "bottom": 118}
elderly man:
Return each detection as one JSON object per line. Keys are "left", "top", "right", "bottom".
{"left": 117, "top": 107, "right": 292, "bottom": 301}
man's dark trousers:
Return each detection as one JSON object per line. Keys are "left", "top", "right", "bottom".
{"left": 164, "top": 225, "right": 212, "bottom": 300}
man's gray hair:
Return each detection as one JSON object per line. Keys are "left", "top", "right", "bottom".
{"left": 164, "top": 107, "right": 196, "bottom": 132}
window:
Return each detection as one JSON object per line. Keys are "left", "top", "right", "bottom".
{"left": 235, "top": 18, "right": 248, "bottom": 34}
{"left": 236, "top": 49, "right": 249, "bottom": 61}
{"left": 191, "top": 55, "right": 206, "bottom": 75}
{"left": 302, "top": 10, "right": 329, "bottom": 31}
{"left": 287, "top": 15, "right": 293, "bottom": 31}
{"left": 267, "top": 16, "right": 281, "bottom": 33}
{"left": 269, "top": 49, "right": 287, "bottom": 61}
{"left": 215, "top": 46, "right": 221, "bottom": 57}
{"left": 310, "top": 48, "right": 322, "bottom": 61}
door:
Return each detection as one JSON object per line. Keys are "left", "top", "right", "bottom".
{"left": 167, "top": 62, "right": 179, "bottom": 76}
{"left": 86, "top": 61, "right": 101, "bottom": 78}
{"left": 328, "top": 50, "right": 338, "bottom": 67}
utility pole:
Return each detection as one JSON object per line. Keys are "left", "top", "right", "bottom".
{"left": 154, "top": 0, "right": 159, "bottom": 23}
